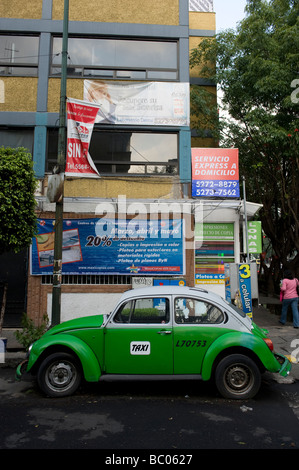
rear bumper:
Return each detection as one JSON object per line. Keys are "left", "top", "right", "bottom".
{"left": 275, "top": 353, "right": 292, "bottom": 377}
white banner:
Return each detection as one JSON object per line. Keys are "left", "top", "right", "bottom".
{"left": 84, "top": 80, "right": 190, "bottom": 126}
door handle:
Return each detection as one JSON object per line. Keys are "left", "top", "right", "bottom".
{"left": 157, "top": 330, "right": 172, "bottom": 335}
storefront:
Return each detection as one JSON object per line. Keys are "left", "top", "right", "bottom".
{"left": 27, "top": 196, "right": 261, "bottom": 323}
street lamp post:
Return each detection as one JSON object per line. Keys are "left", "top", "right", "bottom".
{"left": 51, "top": 0, "right": 69, "bottom": 326}
{"left": 242, "top": 176, "right": 249, "bottom": 264}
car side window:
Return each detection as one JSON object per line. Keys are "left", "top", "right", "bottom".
{"left": 114, "top": 300, "right": 134, "bottom": 323}
{"left": 114, "top": 297, "right": 170, "bottom": 324}
{"left": 175, "top": 297, "right": 224, "bottom": 324}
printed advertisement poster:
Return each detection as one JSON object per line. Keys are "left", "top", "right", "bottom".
{"left": 224, "top": 263, "right": 231, "bottom": 303}
{"left": 83, "top": 80, "right": 190, "bottom": 126}
{"left": 31, "top": 218, "right": 185, "bottom": 276}
{"left": 195, "top": 223, "right": 235, "bottom": 285}
{"left": 238, "top": 264, "right": 253, "bottom": 318}
{"left": 66, "top": 98, "right": 100, "bottom": 178}
{"left": 247, "top": 221, "right": 262, "bottom": 254}
{"left": 191, "top": 148, "right": 240, "bottom": 198}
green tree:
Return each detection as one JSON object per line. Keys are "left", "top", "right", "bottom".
{"left": 0, "top": 147, "right": 37, "bottom": 253}
{"left": 190, "top": 0, "right": 299, "bottom": 290}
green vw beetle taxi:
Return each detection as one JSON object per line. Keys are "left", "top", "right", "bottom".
{"left": 17, "top": 286, "right": 291, "bottom": 399}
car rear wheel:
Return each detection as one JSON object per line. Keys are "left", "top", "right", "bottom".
{"left": 215, "top": 354, "right": 261, "bottom": 399}
{"left": 37, "top": 352, "right": 82, "bottom": 397}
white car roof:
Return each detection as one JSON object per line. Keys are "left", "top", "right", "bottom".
{"left": 119, "top": 285, "right": 225, "bottom": 305}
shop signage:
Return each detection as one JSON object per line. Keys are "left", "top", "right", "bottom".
{"left": 191, "top": 148, "right": 240, "bottom": 198}
{"left": 194, "top": 223, "right": 235, "bottom": 285}
{"left": 153, "top": 279, "right": 186, "bottom": 286}
{"left": 31, "top": 218, "right": 185, "bottom": 276}
{"left": 247, "top": 221, "right": 262, "bottom": 254}
{"left": 238, "top": 264, "right": 253, "bottom": 318}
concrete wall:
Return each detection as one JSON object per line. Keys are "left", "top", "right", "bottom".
{"left": 53, "top": 0, "right": 180, "bottom": 25}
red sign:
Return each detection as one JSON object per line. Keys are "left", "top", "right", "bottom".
{"left": 192, "top": 148, "right": 239, "bottom": 181}
{"left": 66, "top": 98, "right": 100, "bottom": 178}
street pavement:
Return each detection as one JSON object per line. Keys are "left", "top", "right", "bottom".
{"left": 2, "top": 298, "right": 299, "bottom": 381}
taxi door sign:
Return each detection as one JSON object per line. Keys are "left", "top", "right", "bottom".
{"left": 238, "top": 264, "right": 253, "bottom": 318}
{"left": 130, "top": 342, "right": 151, "bottom": 355}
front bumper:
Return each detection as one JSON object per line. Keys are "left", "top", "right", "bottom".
{"left": 15, "top": 359, "right": 32, "bottom": 382}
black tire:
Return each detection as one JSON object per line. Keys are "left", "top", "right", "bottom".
{"left": 37, "top": 352, "right": 82, "bottom": 397}
{"left": 215, "top": 354, "right": 261, "bottom": 400}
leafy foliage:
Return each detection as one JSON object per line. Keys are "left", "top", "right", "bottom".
{"left": 190, "top": 0, "right": 299, "bottom": 286}
{"left": 15, "top": 313, "right": 49, "bottom": 351}
{"left": 0, "top": 147, "right": 38, "bottom": 254}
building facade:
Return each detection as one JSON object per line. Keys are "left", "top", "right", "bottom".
{"left": 1, "top": 0, "right": 257, "bottom": 326}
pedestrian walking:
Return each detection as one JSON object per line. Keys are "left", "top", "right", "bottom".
{"left": 279, "top": 269, "right": 299, "bottom": 328}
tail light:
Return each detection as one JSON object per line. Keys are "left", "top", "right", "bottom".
{"left": 263, "top": 338, "right": 274, "bottom": 351}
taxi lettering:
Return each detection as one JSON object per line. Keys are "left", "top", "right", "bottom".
{"left": 130, "top": 341, "right": 151, "bottom": 355}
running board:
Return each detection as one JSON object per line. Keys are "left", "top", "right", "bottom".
{"left": 99, "top": 374, "right": 202, "bottom": 382}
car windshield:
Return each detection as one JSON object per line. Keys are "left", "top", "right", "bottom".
{"left": 224, "top": 300, "right": 246, "bottom": 318}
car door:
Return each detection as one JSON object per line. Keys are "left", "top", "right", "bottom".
{"left": 173, "top": 296, "right": 226, "bottom": 374}
{"left": 104, "top": 295, "right": 173, "bottom": 374}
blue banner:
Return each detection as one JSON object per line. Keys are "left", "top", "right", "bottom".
{"left": 192, "top": 180, "right": 240, "bottom": 198}
{"left": 31, "top": 218, "right": 185, "bottom": 276}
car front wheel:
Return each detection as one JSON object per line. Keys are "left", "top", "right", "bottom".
{"left": 37, "top": 352, "right": 82, "bottom": 397}
{"left": 215, "top": 354, "right": 261, "bottom": 399}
